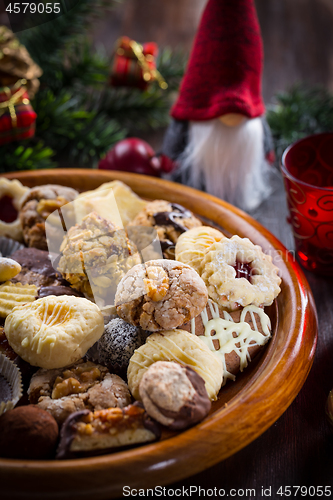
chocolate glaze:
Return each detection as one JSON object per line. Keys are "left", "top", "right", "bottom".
{"left": 10, "top": 248, "right": 63, "bottom": 281}
{"left": 10, "top": 247, "right": 70, "bottom": 288}
{"left": 38, "top": 285, "right": 83, "bottom": 299}
{"left": 151, "top": 366, "right": 211, "bottom": 431}
{"left": 133, "top": 401, "right": 161, "bottom": 440}
{"left": 153, "top": 203, "right": 193, "bottom": 234}
{"left": 56, "top": 410, "right": 90, "bottom": 460}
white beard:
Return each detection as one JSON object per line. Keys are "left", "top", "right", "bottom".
{"left": 179, "top": 117, "right": 272, "bottom": 212}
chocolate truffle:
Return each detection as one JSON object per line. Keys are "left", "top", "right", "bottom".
{"left": 139, "top": 361, "right": 211, "bottom": 430}
{"left": 0, "top": 405, "right": 59, "bottom": 459}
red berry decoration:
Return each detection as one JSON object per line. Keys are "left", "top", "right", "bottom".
{"left": 98, "top": 138, "right": 175, "bottom": 177}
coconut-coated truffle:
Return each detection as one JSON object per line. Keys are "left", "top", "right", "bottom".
{"left": 97, "top": 318, "right": 148, "bottom": 377}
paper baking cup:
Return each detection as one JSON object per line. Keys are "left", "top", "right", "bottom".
{"left": 0, "top": 236, "right": 24, "bottom": 258}
{"left": 0, "top": 353, "right": 23, "bottom": 415}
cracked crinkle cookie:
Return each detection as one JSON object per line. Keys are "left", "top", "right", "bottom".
{"left": 19, "top": 184, "right": 78, "bottom": 249}
{"left": 128, "top": 200, "right": 202, "bottom": 259}
{"left": 127, "top": 329, "right": 223, "bottom": 401}
{"left": 28, "top": 360, "right": 131, "bottom": 425}
{"left": 201, "top": 236, "right": 281, "bottom": 310}
{"left": 115, "top": 259, "right": 208, "bottom": 331}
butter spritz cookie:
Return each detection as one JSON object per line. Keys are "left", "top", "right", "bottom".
{"left": 4, "top": 295, "right": 104, "bottom": 369}
{"left": 115, "top": 259, "right": 208, "bottom": 331}
{"left": 201, "top": 236, "right": 281, "bottom": 310}
{"left": 127, "top": 328, "right": 223, "bottom": 401}
{"left": 0, "top": 178, "right": 30, "bottom": 242}
{"left": 175, "top": 226, "right": 226, "bottom": 274}
{"left": 0, "top": 281, "right": 37, "bottom": 318}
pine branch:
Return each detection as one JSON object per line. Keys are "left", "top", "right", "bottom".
{"left": 18, "top": 0, "right": 122, "bottom": 68}
{"left": 157, "top": 47, "right": 187, "bottom": 91}
{"left": 0, "top": 141, "right": 55, "bottom": 172}
{"left": 93, "top": 47, "right": 187, "bottom": 132}
{"left": 34, "top": 89, "right": 126, "bottom": 166}
{"left": 267, "top": 85, "right": 333, "bottom": 159}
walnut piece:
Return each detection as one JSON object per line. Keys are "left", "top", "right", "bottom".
{"left": 144, "top": 266, "right": 169, "bottom": 301}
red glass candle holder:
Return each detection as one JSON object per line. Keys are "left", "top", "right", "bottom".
{"left": 281, "top": 133, "right": 333, "bottom": 275}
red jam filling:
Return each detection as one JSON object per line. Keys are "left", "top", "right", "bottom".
{"left": 0, "top": 195, "right": 18, "bottom": 223}
{"left": 234, "top": 260, "right": 252, "bottom": 282}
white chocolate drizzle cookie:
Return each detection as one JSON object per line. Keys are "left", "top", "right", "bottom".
{"left": 4, "top": 295, "right": 104, "bottom": 369}
{"left": 127, "top": 329, "right": 223, "bottom": 401}
{"left": 0, "top": 178, "right": 29, "bottom": 242}
{"left": 201, "top": 236, "right": 281, "bottom": 310}
{"left": 186, "top": 300, "right": 271, "bottom": 384}
{"left": 115, "top": 259, "right": 208, "bottom": 331}
{"left": 175, "top": 226, "right": 226, "bottom": 274}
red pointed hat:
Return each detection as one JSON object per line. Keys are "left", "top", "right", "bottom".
{"left": 171, "top": 0, "right": 265, "bottom": 121}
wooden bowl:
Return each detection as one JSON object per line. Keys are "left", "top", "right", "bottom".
{"left": 0, "top": 170, "right": 317, "bottom": 500}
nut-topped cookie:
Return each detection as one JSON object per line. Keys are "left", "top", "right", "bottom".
{"left": 58, "top": 212, "right": 141, "bottom": 305}
{"left": 19, "top": 184, "right": 78, "bottom": 250}
{"left": 115, "top": 259, "right": 208, "bottom": 331}
{"left": 128, "top": 200, "right": 202, "bottom": 259}
{"left": 28, "top": 360, "right": 131, "bottom": 425}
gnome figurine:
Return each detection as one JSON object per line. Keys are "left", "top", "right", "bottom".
{"left": 162, "top": 0, "right": 274, "bottom": 212}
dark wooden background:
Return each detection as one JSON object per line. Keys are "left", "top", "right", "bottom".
{"left": 89, "top": 0, "right": 333, "bottom": 102}
{"left": 1, "top": 0, "right": 333, "bottom": 101}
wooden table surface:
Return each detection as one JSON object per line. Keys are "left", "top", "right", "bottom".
{"left": 116, "top": 171, "right": 333, "bottom": 498}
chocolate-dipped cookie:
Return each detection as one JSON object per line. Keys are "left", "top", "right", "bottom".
{"left": 139, "top": 361, "right": 211, "bottom": 430}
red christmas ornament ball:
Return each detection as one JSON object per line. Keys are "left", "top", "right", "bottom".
{"left": 98, "top": 138, "right": 175, "bottom": 176}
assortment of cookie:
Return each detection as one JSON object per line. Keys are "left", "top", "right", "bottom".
{"left": 0, "top": 177, "right": 281, "bottom": 461}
